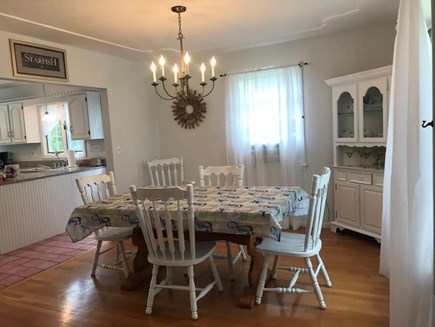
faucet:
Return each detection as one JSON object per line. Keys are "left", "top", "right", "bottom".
{"left": 52, "top": 152, "right": 61, "bottom": 160}
{"left": 52, "top": 152, "right": 62, "bottom": 167}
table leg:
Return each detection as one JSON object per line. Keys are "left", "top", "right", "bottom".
{"left": 239, "top": 236, "right": 265, "bottom": 309}
{"left": 121, "top": 228, "right": 152, "bottom": 290}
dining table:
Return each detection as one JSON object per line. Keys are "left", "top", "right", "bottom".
{"left": 66, "top": 185, "right": 309, "bottom": 308}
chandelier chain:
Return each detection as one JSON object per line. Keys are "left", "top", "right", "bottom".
{"left": 177, "top": 12, "right": 184, "bottom": 40}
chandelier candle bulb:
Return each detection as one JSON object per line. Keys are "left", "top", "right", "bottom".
{"left": 184, "top": 52, "right": 191, "bottom": 74}
{"left": 173, "top": 64, "right": 179, "bottom": 83}
{"left": 200, "top": 63, "right": 206, "bottom": 82}
{"left": 210, "top": 56, "right": 216, "bottom": 77}
{"left": 159, "top": 55, "right": 166, "bottom": 77}
{"left": 151, "top": 62, "right": 157, "bottom": 82}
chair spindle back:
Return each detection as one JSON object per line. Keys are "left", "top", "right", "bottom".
{"left": 199, "top": 165, "right": 244, "bottom": 187}
{"left": 146, "top": 157, "right": 184, "bottom": 186}
{"left": 130, "top": 184, "right": 195, "bottom": 261}
{"left": 304, "top": 167, "right": 331, "bottom": 251}
{"left": 76, "top": 171, "right": 117, "bottom": 204}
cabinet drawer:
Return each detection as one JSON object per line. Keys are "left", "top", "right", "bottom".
{"left": 373, "top": 172, "right": 384, "bottom": 187}
{"left": 334, "top": 169, "right": 347, "bottom": 181}
{"left": 348, "top": 171, "right": 372, "bottom": 185}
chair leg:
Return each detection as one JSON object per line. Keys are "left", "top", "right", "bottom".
{"left": 225, "top": 241, "right": 236, "bottom": 280}
{"left": 146, "top": 264, "right": 159, "bottom": 315}
{"left": 187, "top": 266, "right": 198, "bottom": 320}
{"left": 316, "top": 254, "right": 332, "bottom": 287}
{"left": 166, "top": 267, "right": 173, "bottom": 285}
{"left": 239, "top": 245, "right": 247, "bottom": 261}
{"left": 305, "top": 257, "right": 326, "bottom": 309}
{"left": 115, "top": 241, "right": 120, "bottom": 261}
{"left": 255, "top": 254, "right": 270, "bottom": 305}
{"left": 271, "top": 255, "right": 280, "bottom": 279}
{"left": 117, "top": 241, "right": 130, "bottom": 279}
{"left": 209, "top": 255, "right": 223, "bottom": 291}
{"left": 91, "top": 240, "right": 103, "bottom": 276}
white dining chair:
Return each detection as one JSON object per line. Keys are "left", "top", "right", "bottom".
{"left": 145, "top": 156, "right": 184, "bottom": 186}
{"left": 130, "top": 184, "right": 223, "bottom": 320}
{"left": 255, "top": 167, "right": 332, "bottom": 309}
{"left": 198, "top": 164, "right": 247, "bottom": 280}
{"left": 76, "top": 171, "right": 134, "bottom": 278}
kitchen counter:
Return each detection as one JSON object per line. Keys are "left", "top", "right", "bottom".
{"left": 0, "top": 166, "right": 105, "bottom": 186}
{"left": 0, "top": 166, "right": 107, "bottom": 254}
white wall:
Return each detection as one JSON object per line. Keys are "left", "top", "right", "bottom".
{"left": 0, "top": 31, "right": 160, "bottom": 192}
{"left": 155, "top": 22, "right": 396, "bottom": 218}
{"left": 0, "top": 22, "right": 396, "bottom": 202}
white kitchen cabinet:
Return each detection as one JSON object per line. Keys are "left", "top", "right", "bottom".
{"left": 0, "top": 102, "right": 40, "bottom": 144}
{"left": 326, "top": 66, "right": 391, "bottom": 242}
{"left": 0, "top": 105, "right": 10, "bottom": 143}
{"left": 331, "top": 167, "right": 382, "bottom": 242}
{"left": 68, "top": 91, "right": 104, "bottom": 140}
{"left": 23, "top": 105, "right": 41, "bottom": 143}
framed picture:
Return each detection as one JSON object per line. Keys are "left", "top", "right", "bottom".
{"left": 9, "top": 39, "right": 68, "bottom": 81}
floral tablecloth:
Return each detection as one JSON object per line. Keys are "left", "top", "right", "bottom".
{"left": 66, "top": 186, "right": 309, "bottom": 242}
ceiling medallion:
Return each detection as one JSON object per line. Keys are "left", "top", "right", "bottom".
{"left": 149, "top": 5, "right": 217, "bottom": 129}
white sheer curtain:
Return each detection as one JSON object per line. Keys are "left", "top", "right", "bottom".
{"left": 380, "top": 0, "right": 433, "bottom": 326}
{"left": 225, "top": 66, "right": 306, "bottom": 186}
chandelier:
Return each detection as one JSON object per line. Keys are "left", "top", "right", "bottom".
{"left": 150, "top": 5, "right": 217, "bottom": 129}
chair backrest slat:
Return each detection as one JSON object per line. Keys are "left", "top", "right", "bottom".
{"left": 304, "top": 167, "right": 331, "bottom": 251}
{"left": 199, "top": 165, "right": 244, "bottom": 187}
{"left": 146, "top": 157, "right": 184, "bottom": 186}
{"left": 76, "top": 171, "right": 117, "bottom": 204}
{"left": 130, "top": 184, "right": 195, "bottom": 262}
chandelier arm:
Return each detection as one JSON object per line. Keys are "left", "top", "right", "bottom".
{"left": 201, "top": 79, "right": 217, "bottom": 98}
{"left": 160, "top": 80, "right": 178, "bottom": 99}
{"left": 153, "top": 85, "right": 176, "bottom": 101}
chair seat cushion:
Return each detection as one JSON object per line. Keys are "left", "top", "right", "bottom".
{"left": 256, "top": 232, "right": 322, "bottom": 258}
{"left": 94, "top": 227, "right": 133, "bottom": 241}
{"left": 148, "top": 241, "right": 217, "bottom": 266}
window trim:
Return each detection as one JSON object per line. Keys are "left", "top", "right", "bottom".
{"left": 39, "top": 102, "right": 86, "bottom": 159}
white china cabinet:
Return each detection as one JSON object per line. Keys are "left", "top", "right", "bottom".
{"left": 325, "top": 65, "right": 391, "bottom": 242}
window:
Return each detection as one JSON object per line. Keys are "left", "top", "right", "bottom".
{"left": 225, "top": 66, "right": 306, "bottom": 186}
{"left": 40, "top": 102, "right": 86, "bottom": 158}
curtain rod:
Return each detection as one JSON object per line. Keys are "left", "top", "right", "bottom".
{"left": 220, "top": 61, "right": 310, "bottom": 77}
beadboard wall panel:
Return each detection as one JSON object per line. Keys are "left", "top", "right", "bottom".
{"left": 0, "top": 168, "right": 105, "bottom": 254}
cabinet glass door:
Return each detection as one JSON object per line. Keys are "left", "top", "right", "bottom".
{"left": 359, "top": 78, "right": 388, "bottom": 143}
{"left": 336, "top": 89, "right": 357, "bottom": 141}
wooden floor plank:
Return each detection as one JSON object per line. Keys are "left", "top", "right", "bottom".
{"left": 0, "top": 229, "right": 389, "bottom": 326}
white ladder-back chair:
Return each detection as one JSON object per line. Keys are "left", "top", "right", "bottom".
{"left": 198, "top": 164, "right": 247, "bottom": 280}
{"left": 255, "top": 167, "right": 332, "bottom": 309}
{"left": 146, "top": 157, "right": 184, "bottom": 186}
{"left": 76, "top": 171, "right": 134, "bottom": 278}
{"left": 199, "top": 164, "right": 244, "bottom": 187}
{"left": 130, "top": 184, "right": 223, "bottom": 320}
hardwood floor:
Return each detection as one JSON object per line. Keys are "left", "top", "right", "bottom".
{"left": 0, "top": 229, "right": 389, "bottom": 326}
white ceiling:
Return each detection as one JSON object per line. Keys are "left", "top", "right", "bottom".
{"left": 0, "top": 0, "right": 403, "bottom": 59}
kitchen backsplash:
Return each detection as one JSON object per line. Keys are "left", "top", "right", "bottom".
{"left": 0, "top": 139, "right": 105, "bottom": 162}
